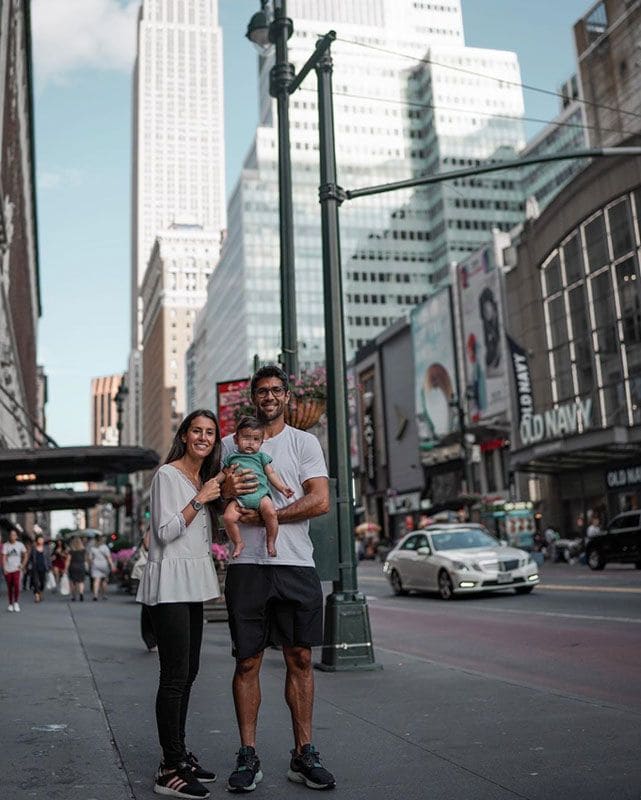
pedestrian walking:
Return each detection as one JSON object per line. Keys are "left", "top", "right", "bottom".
{"left": 28, "top": 534, "right": 51, "bottom": 603}
{"left": 66, "top": 536, "right": 88, "bottom": 601}
{"left": 221, "top": 365, "right": 336, "bottom": 792}
{"left": 21, "top": 532, "right": 32, "bottom": 592}
{"left": 3, "top": 528, "right": 27, "bottom": 611}
{"left": 88, "top": 535, "right": 113, "bottom": 600}
{"left": 51, "top": 539, "right": 68, "bottom": 589}
{"left": 136, "top": 409, "right": 222, "bottom": 799}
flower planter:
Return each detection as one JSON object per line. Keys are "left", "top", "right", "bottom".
{"left": 285, "top": 398, "right": 326, "bottom": 430}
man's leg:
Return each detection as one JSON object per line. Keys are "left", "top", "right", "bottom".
{"left": 282, "top": 645, "right": 314, "bottom": 751}
{"left": 232, "top": 651, "right": 264, "bottom": 746}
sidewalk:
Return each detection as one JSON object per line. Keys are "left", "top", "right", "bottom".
{"left": 2, "top": 586, "right": 641, "bottom": 800}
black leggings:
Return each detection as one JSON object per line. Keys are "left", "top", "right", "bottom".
{"left": 147, "top": 602, "right": 204, "bottom": 768}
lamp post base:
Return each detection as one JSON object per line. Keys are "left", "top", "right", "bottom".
{"left": 316, "top": 591, "right": 382, "bottom": 671}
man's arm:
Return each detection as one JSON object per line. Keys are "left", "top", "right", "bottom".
{"left": 238, "top": 476, "right": 329, "bottom": 525}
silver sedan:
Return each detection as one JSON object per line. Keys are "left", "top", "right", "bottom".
{"left": 383, "top": 524, "right": 540, "bottom": 600}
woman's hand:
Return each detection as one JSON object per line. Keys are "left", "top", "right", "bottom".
{"left": 222, "top": 465, "right": 259, "bottom": 499}
{"left": 196, "top": 477, "right": 222, "bottom": 504}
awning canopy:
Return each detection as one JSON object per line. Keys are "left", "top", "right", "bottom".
{"left": 0, "top": 446, "right": 159, "bottom": 494}
{"left": 510, "top": 425, "right": 641, "bottom": 474}
{"left": 0, "top": 489, "right": 123, "bottom": 513}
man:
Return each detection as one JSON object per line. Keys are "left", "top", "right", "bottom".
{"left": 221, "top": 365, "right": 335, "bottom": 792}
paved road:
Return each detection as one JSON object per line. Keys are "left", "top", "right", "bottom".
{"left": 358, "top": 559, "right": 641, "bottom": 711}
{"left": 3, "top": 563, "right": 641, "bottom": 800}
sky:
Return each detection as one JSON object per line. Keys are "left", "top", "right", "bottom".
{"left": 32, "top": 0, "right": 591, "bottom": 449}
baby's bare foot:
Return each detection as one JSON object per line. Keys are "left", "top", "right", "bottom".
{"left": 231, "top": 541, "right": 245, "bottom": 559}
{"left": 267, "top": 542, "right": 277, "bottom": 557}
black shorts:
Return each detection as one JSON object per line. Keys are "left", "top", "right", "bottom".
{"left": 224, "top": 565, "right": 323, "bottom": 660}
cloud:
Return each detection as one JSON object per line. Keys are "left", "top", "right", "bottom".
{"left": 38, "top": 168, "right": 85, "bottom": 190}
{"left": 31, "top": 0, "right": 141, "bottom": 83}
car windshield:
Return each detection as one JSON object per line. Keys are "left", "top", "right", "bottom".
{"left": 430, "top": 528, "right": 497, "bottom": 551}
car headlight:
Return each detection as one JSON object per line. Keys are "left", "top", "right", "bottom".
{"left": 450, "top": 560, "right": 469, "bottom": 571}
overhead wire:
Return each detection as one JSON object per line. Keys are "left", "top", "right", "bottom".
{"left": 334, "top": 35, "right": 641, "bottom": 125}
{"left": 298, "top": 85, "right": 633, "bottom": 140}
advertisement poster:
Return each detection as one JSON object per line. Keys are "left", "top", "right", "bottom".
{"left": 457, "top": 246, "right": 509, "bottom": 422}
{"left": 216, "top": 378, "right": 250, "bottom": 439}
{"left": 411, "top": 287, "right": 458, "bottom": 442}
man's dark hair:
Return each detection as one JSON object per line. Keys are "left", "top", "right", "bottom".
{"left": 250, "top": 364, "right": 289, "bottom": 396}
{"left": 235, "top": 416, "right": 265, "bottom": 434}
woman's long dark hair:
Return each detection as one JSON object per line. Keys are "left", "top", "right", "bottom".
{"left": 165, "top": 408, "right": 222, "bottom": 483}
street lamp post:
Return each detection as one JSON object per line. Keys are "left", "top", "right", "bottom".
{"left": 113, "top": 377, "right": 129, "bottom": 536}
{"left": 247, "top": 8, "right": 378, "bottom": 670}
{"left": 247, "top": 0, "right": 298, "bottom": 378}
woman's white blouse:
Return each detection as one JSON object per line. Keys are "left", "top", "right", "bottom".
{"left": 136, "top": 464, "right": 220, "bottom": 605}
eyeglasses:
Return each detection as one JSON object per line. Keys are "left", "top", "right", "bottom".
{"left": 255, "top": 386, "right": 286, "bottom": 398}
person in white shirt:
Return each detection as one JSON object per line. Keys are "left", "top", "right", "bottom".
{"left": 586, "top": 515, "right": 601, "bottom": 539}
{"left": 2, "top": 528, "right": 27, "bottom": 611}
{"left": 137, "top": 409, "right": 222, "bottom": 800}
{"left": 221, "top": 365, "right": 335, "bottom": 793}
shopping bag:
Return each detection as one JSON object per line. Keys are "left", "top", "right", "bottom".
{"left": 46, "top": 571, "right": 57, "bottom": 591}
{"left": 59, "top": 573, "right": 71, "bottom": 596}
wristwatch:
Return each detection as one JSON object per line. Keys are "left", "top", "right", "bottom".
{"left": 190, "top": 498, "right": 203, "bottom": 512}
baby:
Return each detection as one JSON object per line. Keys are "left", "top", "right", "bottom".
{"left": 220, "top": 416, "right": 293, "bottom": 558}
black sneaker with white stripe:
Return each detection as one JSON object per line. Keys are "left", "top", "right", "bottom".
{"left": 153, "top": 762, "right": 210, "bottom": 798}
{"left": 287, "top": 744, "right": 336, "bottom": 790}
{"left": 186, "top": 751, "right": 216, "bottom": 783}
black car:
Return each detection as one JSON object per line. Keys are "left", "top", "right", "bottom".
{"left": 585, "top": 511, "right": 641, "bottom": 570}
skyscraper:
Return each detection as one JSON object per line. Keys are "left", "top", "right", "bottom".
{"left": 131, "top": 0, "right": 226, "bottom": 349}
{"left": 193, "top": 0, "right": 527, "bottom": 399}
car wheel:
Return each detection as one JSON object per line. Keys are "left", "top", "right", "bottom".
{"left": 635, "top": 561, "right": 641, "bottom": 570}
{"left": 438, "top": 570, "right": 454, "bottom": 600}
{"left": 515, "top": 586, "right": 534, "bottom": 595}
{"left": 587, "top": 549, "right": 606, "bottom": 570}
{"left": 389, "top": 569, "right": 408, "bottom": 596}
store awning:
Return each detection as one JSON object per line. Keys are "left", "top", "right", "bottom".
{"left": 0, "top": 489, "right": 123, "bottom": 513}
{"left": 0, "top": 446, "right": 159, "bottom": 494}
{"left": 510, "top": 425, "right": 641, "bottom": 474}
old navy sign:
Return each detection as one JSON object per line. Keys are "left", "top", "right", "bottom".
{"left": 606, "top": 464, "right": 641, "bottom": 490}
{"left": 519, "top": 398, "right": 593, "bottom": 446}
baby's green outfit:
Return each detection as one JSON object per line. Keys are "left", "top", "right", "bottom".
{"left": 223, "top": 451, "right": 273, "bottom": 509}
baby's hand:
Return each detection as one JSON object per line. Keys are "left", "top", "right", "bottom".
{"left": 282, "top": 486, "right": 295, "bottom": 499}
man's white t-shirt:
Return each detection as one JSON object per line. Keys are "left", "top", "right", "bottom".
{"left": 222, "top": 425, "right": 328, "bottom": 567}
{"left": 2, "top": 540, "right": 26, "bottom": 573}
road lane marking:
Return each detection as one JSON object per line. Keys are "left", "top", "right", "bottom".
{"left": 538, "top": 583, "right": 641, "bottom": 594}
{"left": 365, "top": 596, "right": 641, "bottom": 625}
{"left": 359, "top": 574, "right": 641, "bottom": 594}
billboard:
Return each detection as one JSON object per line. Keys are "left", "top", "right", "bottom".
{"left": 457, "top": 245, "right": 509, "bottom": 422}
{"left": 411, "top": 287, "right": 459, "bottom": 442}
{"left": 216, "top": 378, "right": 250, "bottom": 439}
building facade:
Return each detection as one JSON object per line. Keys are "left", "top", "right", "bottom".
{"left": 131, "top": 0, "right": 226, "bottom": 348}
{"left": 141, "top": 224, "right": 216, "bottom": 463}
{"left": 0, "top": 0, "right": 41, "bottom": 450}
{"left": 197, "top": 0, "right": 527, "bottom": 389}
{"left": 519, "top": 75, "right": 588, "bottom": 213}
{"left": 505, "top": 139, "right": 641, "bottom": 533}
{"left": 574, "top": 0, "right": 641, "bottom": 148}
{"left": 90, "top": 375, "right": 123, "bottom": 446}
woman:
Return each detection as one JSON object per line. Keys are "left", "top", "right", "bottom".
{"left": 88, "top": 534, "right": 113, "bottom": 600}
{"left": 66, "top": 536, "right": 88, "bottom": 601}
{"left": 28, "top": 534, "right": 51, "bottom": 602}
{"left": 51, "top": 539, "right": 68, "bottom": 589}
{"left": 137, "top": 409, "right": 222, "bottom": 800}
{"left": 2, "top": 528, "right": 27, "bottom": 611}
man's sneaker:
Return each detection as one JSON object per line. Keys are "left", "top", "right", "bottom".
{"left": 185, "top": 751, "right": 216, "bottom": 783}
{"left": 153, "top": 762, "right": 210, "bottom": 798}
{"left": 287, "top": 744, "right": 336, "bottom": 790}
{"left": 13, "top": 602, "right": 20, "bottom": 612}
{"left": 227, "top": 746, "right": 263, "bottom": 792}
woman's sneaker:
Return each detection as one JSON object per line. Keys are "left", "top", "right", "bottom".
{"left": 287, "top": 744, "right": 336, "bottom": 790}
{"left": 227, "top": 745, "right": 263, "bottom": 792}
{"left": 153, "top": 762, "right": 210, "bottom": 798}
{"left": 185, "top": 751, "right": 216, "bottom": 783}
